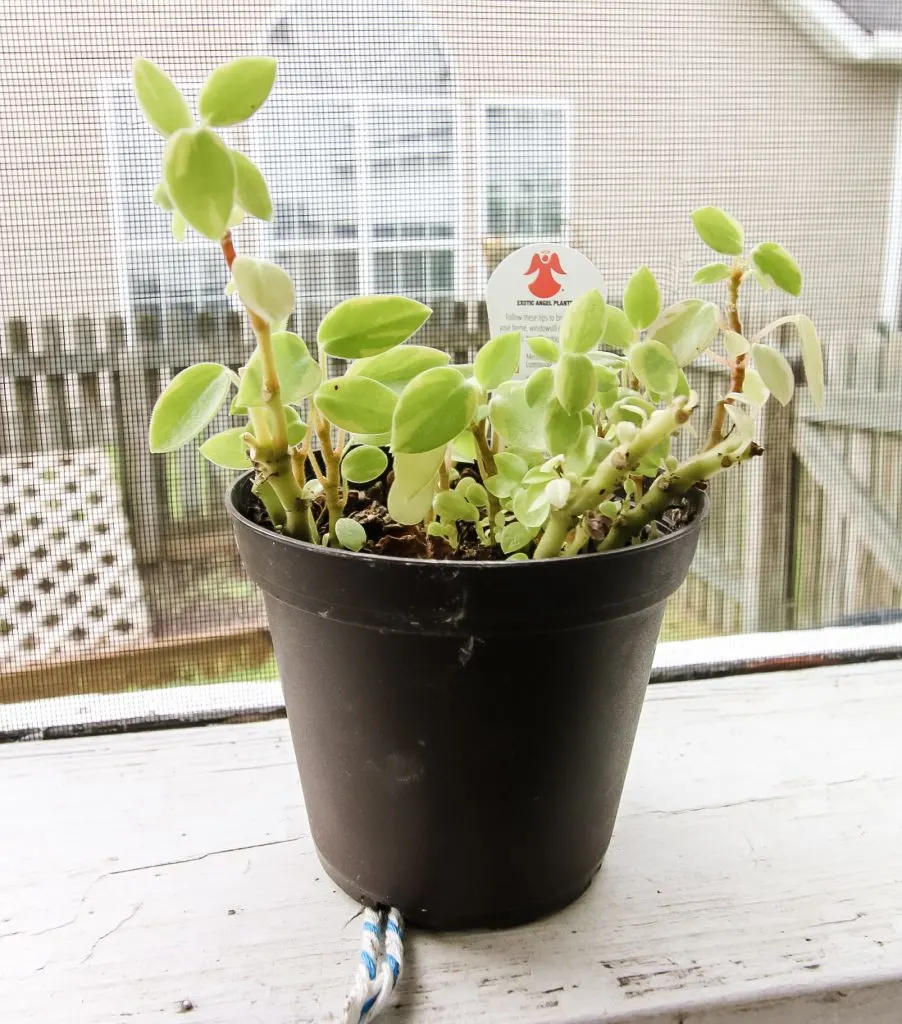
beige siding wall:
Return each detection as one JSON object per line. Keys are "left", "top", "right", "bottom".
{"left": 0, "top": 0, "right": 896, "bottom": 347}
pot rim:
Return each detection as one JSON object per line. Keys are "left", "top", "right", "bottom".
{"left": 226, "top": 469, "right": 710, "bottom": 572}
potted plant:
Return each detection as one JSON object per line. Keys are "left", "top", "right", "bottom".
{"left": 133, "top": 56, "right": 824, "bottom": 929}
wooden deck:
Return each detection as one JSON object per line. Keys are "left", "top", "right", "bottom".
{"left": 2, "top": 660, "right": 901, "bottom": 1022}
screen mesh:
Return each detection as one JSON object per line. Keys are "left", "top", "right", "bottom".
{"left": 1, "top": 0, "right": 900, "bottom": 729}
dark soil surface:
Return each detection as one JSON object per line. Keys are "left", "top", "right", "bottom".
{"left": 246, "top": 470, "right": 698, "bottom": 562}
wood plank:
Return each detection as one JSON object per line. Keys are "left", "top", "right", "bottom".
{"left": 1, "top": 661, "right": 901, "bottom": 1023}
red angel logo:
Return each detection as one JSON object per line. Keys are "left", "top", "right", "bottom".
{"left": 525, "top": 251, "right": 565, "bottom": 298}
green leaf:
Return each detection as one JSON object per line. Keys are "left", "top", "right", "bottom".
{"left": 623, "top": 265, "right": 661, "bottom": 330}
{"left": 349, "top": 430, "right": 392, "bottom": 447}
{"left": 564, "top": 424, "right": 598, "bottom": 477}
{"left": 315, "top": 376, "right": 398, "bottom": 434}
{"left": 235, "top": 331, "right": 320, "bottom": 407}
{"left": 488, "top": 381, "right": 545, "bottom": 451}
{"left": 335, "top": 517, "right": 367, "bottom": 552}
{"left": 495, "top": 451, "right": 528, "bottom": 482}
{"left": 560, "top": 289, "right": 606, "bottom": 353}
{"left": 152, "top": 182, "right": 173, "bottom": 211}
{"left": 347, "top": 344, "right": 450, "bottom": 389}
{"left": 171, "top": 210, "right": 187, "bottom": 242}
{"left": 450, "top": 429, "right": 478, "bottom": 463}
{"left": 456, "top": 478, "right": 488, "bottom": 507}
{"left": 651, "top": 299, "right": 719, "bottom": 366}
{"left": 795, "top": 315, "right": 824, "bottom": 409}
{"left": 513, "top": 484, "right": 551, "bottom": 530}
{"left": 341, "top": 444, "right": 388, "bottom": 484}
{"left": 232, "top": 151, "right": 272, "bottom": 222}
{"left": 525, "top": 365, "right": 554, "bottom": 408}
{"left": 675, "top": 369, "right": 691, "bottom": 399}
{"left": 199, "top": 426, "right": 251, "bottom": 469}
{"left": 692, "top": 262, "right": 732, "bottom": 285}
{"left": 527, "top": 336, "right": 560, "bottom": 363}
{"left": 231, "top": 256, "right": 295, "bottom": 325}
{"left": 544, "top": 398, "right": 582, "bottom": 455}
{"left": 554, "top": 352, "right": 596, "bottom": 414}
{"left": 691, "top": 207, "right": 745, "bottom": 256}
{"left": 500, "top": 521, "right": 535, "bottom": 554}
{"left": 149, "top": 363, "right": 232, "bottom": 453}
{"left": 594, "top": 363, "right": 618, "bottom": 393}
{"left": 388, "top": 446, "right": 446, "bottom": 526}
{"left": 391, "top": 367, "right": 479, "bottom": 455}
{"left": 751, "top": 242, "right": 802, "bottom": 298}
{"left": 629, "top": 340, "right": 679, "bottom": 394}
{"left": 132, "top": 58, "right": 192, "bottom": 138}
{"left": 752, "top": 344, "right": 795, "bottom": 406}
{"left": 318, "top": 295, "right": 432, "bottom": 359}
{"left": 484, "top": 474, "right": 517, "bottom": 499}
{"left": 600, "top": 306, "right": 634, "bottom": 351}
{"left": 163, "top": 128, "right": 236, "bottom": 241}
{"left": 507, "top": 552, "right": 530, "bottom": 562}
{"left": 434, "top": 489, "right": 478, "bottom": 523}
{"left": 475, "top": 331, "right": 521, "bottom": 391}
{"left": 723, "top": 331, "right": 749, "bottom": 358}
{"left": 740, "top": 367, "right": 770, "bottom": 406}
{"left": 198, "top": 56, "right": 277, "bottom": 127}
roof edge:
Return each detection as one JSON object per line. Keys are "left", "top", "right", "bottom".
{"left": 770, "top": 0, "right": 902, "bottom": 64}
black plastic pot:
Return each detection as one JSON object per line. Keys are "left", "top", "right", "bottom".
{"left": 227, "top": 473, "right": 707, "bottom": 930}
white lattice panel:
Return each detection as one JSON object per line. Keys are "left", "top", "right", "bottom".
{"left": 0, "top": 450, "right": 150, "bottom": 667}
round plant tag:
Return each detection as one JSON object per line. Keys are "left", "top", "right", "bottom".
{"left": 486, "top": 243, "right": 606, "bottom": 380}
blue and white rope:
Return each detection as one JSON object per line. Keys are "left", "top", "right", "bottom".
{"left": 342, "top": 906, "right": 405, "bottom": 1023}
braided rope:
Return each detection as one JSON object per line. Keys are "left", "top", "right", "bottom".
{"left": 342, "top": 906, "right": 405, "bottom": 1023}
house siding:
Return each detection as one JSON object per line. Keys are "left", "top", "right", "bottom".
{"left": 0, "top": 0, "right": 896, "bottom": 347}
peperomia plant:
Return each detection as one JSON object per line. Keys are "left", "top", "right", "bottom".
{"left": 138, "top": 57, "right": 824, "bottom": 561}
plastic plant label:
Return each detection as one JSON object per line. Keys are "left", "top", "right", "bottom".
{"left": 486, "top": 243, "right": 606, "bottom": 381}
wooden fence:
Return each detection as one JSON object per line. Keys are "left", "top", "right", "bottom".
{"left": 2, "top": 306, "right": 900, "bottom": 646}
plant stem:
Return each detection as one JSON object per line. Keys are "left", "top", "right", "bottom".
{"left": 561, "top": 519, "right": 589, "bottom": 557}
{"left": 470, "top": 418, "right": 500, "bottom": 528}
{"left": 600, "top": 440, "right": 763, "bottom": 551}
{"left": 252, "top": 480, "right": 286, "bottom": 529}
{"left": 438, "top": 457, "right": 451, "bottom": 492}
{"left": 533, "top": 399, "right": 694, "bottom": 559}
{"left": 705, "top": 265, "right": 746, "bottom": 450}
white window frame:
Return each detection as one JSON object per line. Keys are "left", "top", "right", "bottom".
{"left": 256, "top": 90, "right": 462, "bottom": 305}
{"left": 477, "top": 98, "right": 571, "bottom": 254}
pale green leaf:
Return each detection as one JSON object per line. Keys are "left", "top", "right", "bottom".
{"left": 171, "top": 210, "right": 187, "bottom": 242}
{"left": 474, "top": 331, "right": 521, "bottom": 391}
{"left": 545, "top": 477, "right": 571, "bottom": 509}
{"left": 456, "top": 478, "right": 488, "bottom": 507}
{"left": 231, "top": 256, "right": 295, "bottom": 325}
{"left": 751, "top": 242, "right": 802, "bottom": 298}
{"left": 507, "top": 552, "right": 530, "bottom": 562}
{"left": 132, "top": 58, "right": 192, "bottom": 138}
{"left": 434, "top": 488, "right": 478, "bottom": 523}
{"left": 600, "top": 306, "right": 634, "bottom": 351}
{"left": 149, "top": 363, "right": 232, "bottom": 453}
{"left": 691, "top": 207, "right": 745, "bottom": 256}
{"left": 232, "top": 151, "right": 272, "bottom": 222}
{"left": 198, "top": 56, "right": 277, "bottom": 127}
{"left": 740, "top": 367, "right": 770, "bottom": 406}
{"left": 796, "top": 315, "right": 824, "bottom": 409}
{"left": 623, "top": 265, "right": 661, "bottom": 330}
{"left": 152, "top": 181, "right": 173, "bottom": 211}
{"left": 315, "top": 376, "right": 397, "bottom": 434}
{"left": 651, "top": 299, "right": 719, "bottom": 366}
{"left": 692, "top": 262, "right": 732, "bottom": 285}
{"left": 494, "top": 451, "right": 528, "bottom": 482}
{"left": 527, "top": 336, "right": 560, "bottom": 363}
{"left": 752, "top": 343, "right": 795, "bottom": 406}
{"left": 347, "top": 344, "right": 450, "bottom": 389}
{"left": 341, "top": 444, "right": 388, "bottom": 484}
{"left": 349, "top": 430, "right": 391, "bottom": 446}
{"left": 629, "top": 340, "right": 679, "bottom": 395}
{"left": 450, "top": 429, "right": 478, "bottom": 463}
{"left": 544, "top": 398, "right": 582, "bottom": 455}
{"left": 199, "top": 426, "right": 251, "bottom": 469}
{"left": 554, "top": 352, "right": 596, "bottom": 414}
{"left": 512, "top": 484, "right": 551, "bottom": 529}
{"left": 500, "top": 521, "right": 535, "bottom": 554}
{"left": 391, "top": 367, "right": 479, "bottom": 455}
{"left": 318, "top": 295, "right": 432, "bottom": 359}
{"left": 163, "top": 128, "right": 236, "bottom": 241}
{"left": 387, "top": 446, "right": 446, "bottom": 526}
{"left": 525, "top": 365, "right": 554, "bottom": 408}
{"left": 560, "top": 289, "right": 606, "bottom": 353}
{"left": 564, "top": 424, "right": 598, "bottom": 477}
{"left": 335, "top": 517, "right": 367, "bottom": 552}
{"left": 725, "top": 403, "right": 756, "bottom": 442}
{"left": 235, "top": 331, "right": 320, "bottom": 407}
{"left": 488, "top": 381, "right": 545, "bottom": 451}
{"left": 484, "top": 474, "right": 517, "bottom": 499}
{"left": 723, "top": 330, "right": 749, "bottom": 358}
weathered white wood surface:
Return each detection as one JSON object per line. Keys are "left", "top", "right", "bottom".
{"left": 2, "top": 661, "right": 901, "bottom": 1024}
